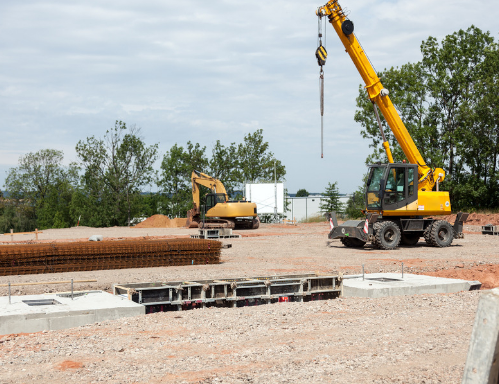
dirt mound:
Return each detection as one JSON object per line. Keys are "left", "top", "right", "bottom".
{"left": 134, "top": 214, "right": 171, "bottom": 228}
{"left": 425, "top": 264, "right": 499, "bottom": 290}
{"left": 133, "top": 215, "right": 187, "bottom": 228}
{"left": 444, "top": 212, "right": 499, "bottom": 226}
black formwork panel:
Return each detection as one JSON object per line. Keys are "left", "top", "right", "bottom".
{"left": 113, "top": 273, "right": 343, "bottom": 313}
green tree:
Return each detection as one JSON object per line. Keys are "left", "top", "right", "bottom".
{"left": 75, "top": 121, "right": 158, "bottom": 226}
{"left": 209, "top": 140, "right": 239, "bottom": 196}
{"left": 157, "top": 142, "right": 208, "bottom": 217}
{"left": 237, "top": 129, "right": 285, "bottom": 184}
{"left": 319, "top": 182, "right": 344, "bottom": 213}
{"left": 354, "top": 63, "right": 442, "bottom": 166}
{"left": 296, "top": 189, "right": 309, "bottom": 197}
{"left": 3, "top": 149, "right": 78, "bottom": 230}
{"left": 354, "top": 26, "right": 499, "bottom": 210}
{"left": 421, "top": 26, "right": 494, "bottom": 180}
{"left": 345, "top": 189, "right": 365, "bottom": 219}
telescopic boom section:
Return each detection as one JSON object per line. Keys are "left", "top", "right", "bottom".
{"left": 316, "top": 0, "right": 444, "bottom": 192}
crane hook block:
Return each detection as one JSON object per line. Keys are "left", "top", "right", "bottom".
{"left": 341, "top": 20, "right": 354, "bottom": 36}
{"left": 316, "top": 45, "right": 327, "bottom": 66}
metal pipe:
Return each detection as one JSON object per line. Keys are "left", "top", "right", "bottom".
{"left": 8, "top": 282, "right": 11, "bottom": 304}
{"left": 402, "top": 262, "right": 404, "bottom": 279}
{"left": 71, "top": 279, "right": 74, "bottom": 300}
{"left": 362, "top": 264, "right": 365, "bottom": 281}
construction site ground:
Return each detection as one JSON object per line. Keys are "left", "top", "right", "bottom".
{"left": 1, "top": 216, "right": 498, "bottom": 383}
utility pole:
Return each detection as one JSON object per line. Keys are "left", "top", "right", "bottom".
{"left": 274, "top": 160, "right": 278, "bottom": 223}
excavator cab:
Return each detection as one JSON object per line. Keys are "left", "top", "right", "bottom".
{"left": 204, "top": 193, "right": 227, "bottom": 212}
{"left": 365, "top": 163, "right": 418, "bottom": 212}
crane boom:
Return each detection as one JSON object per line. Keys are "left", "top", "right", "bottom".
{"left": 316, "top": 0, "right": 444, "bottom": 192}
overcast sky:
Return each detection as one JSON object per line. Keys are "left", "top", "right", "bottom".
{"left": 1, "top": 0, "right": 498, "bottom": 194}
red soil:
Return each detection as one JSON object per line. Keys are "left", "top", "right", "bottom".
{"left": 445, "top": 212, "right": 499, "bottom": 226}
{"left": 426, "top": 265, "right": 499, "bottom": 290}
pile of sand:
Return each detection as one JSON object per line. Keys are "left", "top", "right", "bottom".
{"left": 134, "top": 214, "right": 187, "bottom": 228}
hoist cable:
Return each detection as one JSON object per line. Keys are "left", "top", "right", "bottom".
{"left": 322, "top": 16, "right": 326, "bottom": 158}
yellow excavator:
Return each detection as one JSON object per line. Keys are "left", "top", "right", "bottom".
{"left": 316, "top": 0, "right": 468, "bottom": 249}
{"left": 186, "top": 170, "right": 260, "bottom": 230}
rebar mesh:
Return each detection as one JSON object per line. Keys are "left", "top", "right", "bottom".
{"left": 0, "top": 238, "right": 222, "bottom": 276}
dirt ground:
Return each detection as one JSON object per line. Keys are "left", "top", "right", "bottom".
{"left": 1, "top": 219, "right": 498, "bottom": 383}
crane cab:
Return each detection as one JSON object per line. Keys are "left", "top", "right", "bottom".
{"left": 366, "top": 163, "right": 417, "bottom": 214}
{"left": 365, "top": 163, "right": 451, "bottom": 216}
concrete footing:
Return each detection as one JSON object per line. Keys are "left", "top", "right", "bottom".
{"left": 0, "top": 291, "right": 144, "bottom": 335}
{"left": 342, "top": 273, "right": 481, "bottom": 298}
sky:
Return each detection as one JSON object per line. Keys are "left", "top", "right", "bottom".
{"left": 1, "top": 0, "right": 498, "bottom": 195}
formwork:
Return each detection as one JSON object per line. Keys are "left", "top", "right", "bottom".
{"left": 113, "top": 273, "right": 342, "bottom": 312}
{"left": 482, "top": 224, "right": 499, "bottom": 236}
{"left": 0, "top": 238, "right": 222, "bottom": 276}
{"left": 190, "top": 228, "right": 241, "bottom": 239}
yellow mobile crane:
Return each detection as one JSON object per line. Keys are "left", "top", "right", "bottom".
{"left": 316, "top": 0, "right": 468, "bottom": 249}
{"left": 186, "top": 170, "right": 260, "bottom": 230}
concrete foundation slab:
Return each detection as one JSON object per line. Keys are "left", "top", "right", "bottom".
{"left": 342, "top": 273, "right": 481, "bottom": 298}
{"left": 0, "top": 291, "right": 145, "bottom": 335}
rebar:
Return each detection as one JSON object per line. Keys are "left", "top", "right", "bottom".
{"left": 0, "top": 238, "right": 222, "bottom": 276}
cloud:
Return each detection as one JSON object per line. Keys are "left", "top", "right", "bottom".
{"left": 0, "top": 0, "right": 498, "bottom": 194}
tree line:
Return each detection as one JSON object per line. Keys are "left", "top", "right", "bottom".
{"left": 354, "top": 25, "right": 499, "bottom": 211}
{"left": 0, "top": 122, "right": 285, "bottom": 232}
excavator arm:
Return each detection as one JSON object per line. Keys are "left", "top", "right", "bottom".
{"left": 316, "top": 0, "right": 444, "bottom": 192}
{"left": 190, "top": 170, "right": 228, "bottom": 215}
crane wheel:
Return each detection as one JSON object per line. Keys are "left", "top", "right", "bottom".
{"left": 401, "top": 233, "right": 420, "bottom": 246}
{"left": 373, "top": 221, "right": 401, "bottom": 250}
{"left": 340, "top": 237, "right": 366, "bottom": 248}
{"left": 423, "top": 225, "right": 433, "bottom": 245}
{"left": 429, "top": 220, "right": 454, "bottom": 247}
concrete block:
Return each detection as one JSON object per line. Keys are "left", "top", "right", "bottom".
{"left": 462, "top": 288, "right": 499, "bottom": 384}
{"left": 343, "top": 273, "right": 481, "bottom": 298}
{"left": 88, "top": 235, "right": 103, "bottom": 241}
{"left": 0, "top": 291, "right": 145, "bottom": 335}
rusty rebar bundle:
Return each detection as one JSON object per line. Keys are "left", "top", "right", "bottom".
{"left": 0, "top": 238, "right": 222, "bottom": 276}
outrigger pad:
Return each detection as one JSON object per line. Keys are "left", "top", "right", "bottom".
{"left": 453, "top": 212, "right": 469, "bottom": 239}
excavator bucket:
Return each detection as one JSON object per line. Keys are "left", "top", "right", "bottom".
{"left": 186, "top": 209, "right": 200, "bottom": 228}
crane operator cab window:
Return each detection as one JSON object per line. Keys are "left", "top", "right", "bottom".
{"left": 366, "top": 166, "right": 384, "bottom": 209}
{"left": 205, "top": 193, "right": 226, "bottom": 211}
{"left": 384, "top": 167, "right": 406, "bottom": 205}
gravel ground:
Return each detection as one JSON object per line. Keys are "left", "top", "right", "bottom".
{"left": 0, "top": 222, "right": 497, "bottom": 383}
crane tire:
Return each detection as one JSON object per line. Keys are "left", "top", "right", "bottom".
{"left": 371, "top": 221, "right": 384, "bottom": 249}
{"left": 374, "top": 221, "right": 401, "bottom": 250}
{"left": 429, "top": 220, "right": 454, "bottom": 247}
{"left": 423, "top": 224, "right": 433, "bottom": 245}
{"left": 340, "top": 237, "right": 366, "bottom": 248}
